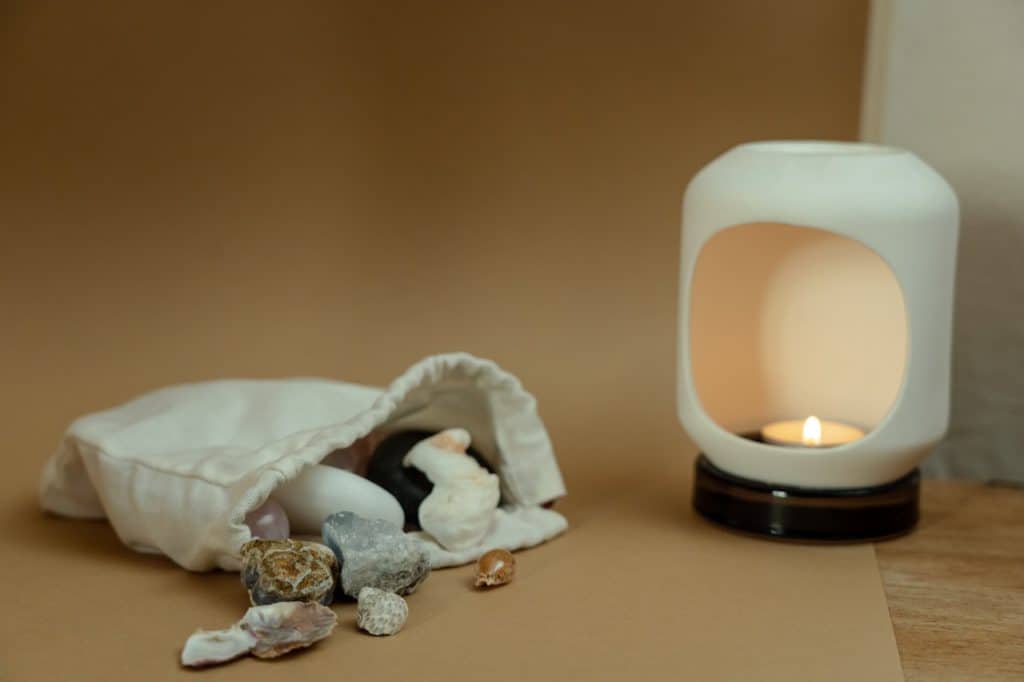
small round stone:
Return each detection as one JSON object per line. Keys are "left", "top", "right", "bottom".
{"left": 475, "top": 549, "right": 516, "bottom": 588}
{"left": 356, "top": 587, "right": 409, "bottom": 636}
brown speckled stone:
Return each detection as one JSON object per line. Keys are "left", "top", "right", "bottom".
{"left": 240, "top": 539, "right": 338, "bottom": 606}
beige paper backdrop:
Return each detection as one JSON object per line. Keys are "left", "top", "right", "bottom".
{"left": 1, "top": 0, "right": 867, "bottom": 484}
{"left": 1, "top": 3, "right": 898, "bottom": 681}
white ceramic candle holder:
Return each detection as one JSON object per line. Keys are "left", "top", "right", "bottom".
{"left": 677, "top": 141, "right": 958, "bottom": 540}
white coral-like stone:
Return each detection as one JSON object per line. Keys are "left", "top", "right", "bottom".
{"left": 180, "top": 602, "right": 337, "bottom": 668}
{"left": 356, "top": 587, "right": 409, "bottom": 636}
{"left": 403, "top": 428, "right": 500, "bottom": 551}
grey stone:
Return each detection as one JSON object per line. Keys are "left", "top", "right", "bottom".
{"left": 321, "top": 511, "right": 430, "bottom": 598}
{"left": 356, "top": 587, "right": 409, "bottom": 636}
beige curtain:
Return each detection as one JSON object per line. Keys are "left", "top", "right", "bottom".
{"left": 863, "top": 0, "right": 1024, "bottom": 482}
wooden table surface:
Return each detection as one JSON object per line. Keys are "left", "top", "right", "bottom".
{"left": 876, "top": 480, "right": 1024, "bottom": 681}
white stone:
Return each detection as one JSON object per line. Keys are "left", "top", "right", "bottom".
{"left": 403, "top": 429, "right": 501, "bottom": 551}
{"left": 272, "top": 464, "right": 404, "bottom": 534}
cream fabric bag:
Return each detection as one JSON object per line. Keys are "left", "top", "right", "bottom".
{"left": 39, "top": 353, "right": 567, "bottom": 571}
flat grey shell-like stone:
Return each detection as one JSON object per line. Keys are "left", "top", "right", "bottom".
{"left": 322, "top": 511, "right": 430, "bottom": 598}
{"left": 180, "top": 626, "right": 257, "bottom": 668}
{"left": 180, "top": 602, "right": 336, "bottom": 667}
{"left": 242, "top": 601, "right": 337, "bottom": 659}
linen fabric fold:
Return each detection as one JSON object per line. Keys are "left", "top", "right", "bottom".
{"left": 40, "top": 353, "right": 567, "bottom": 571}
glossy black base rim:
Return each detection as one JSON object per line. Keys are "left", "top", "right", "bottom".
{"left": 693, "top": 453, "right": 920, "bottom": 542}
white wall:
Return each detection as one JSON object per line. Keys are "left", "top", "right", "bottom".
{"left": 863, "top": 0, "right": 1024, "bottom": 481}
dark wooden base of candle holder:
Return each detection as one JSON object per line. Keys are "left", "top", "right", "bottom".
{"left": 692, "top": 450, "right": 920, "bottom": 542}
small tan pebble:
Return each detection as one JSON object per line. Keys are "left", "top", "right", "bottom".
{"left": 475, "top": 549, "right": 516, "bottom": 587}
{"left": 356, "top": 587, "right": 408, "bottom": 636}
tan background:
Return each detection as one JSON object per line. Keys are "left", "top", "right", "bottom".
{"left": 1, "top": 2, "right": 894, "bottom": 681}
{"left": 1, "top": 0, "right": 866, "bottom": 466}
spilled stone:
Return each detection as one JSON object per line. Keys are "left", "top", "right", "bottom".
{"left": 356, "top": 587, "right": 409, "bottom": 636}
{"left": 240, "top": 538, "right": 338, "bottom": 606}
{"left": 181, "top": 601, "right": 337, "bottom": 668}
{"left": 322, "top": 511, "right": 430, "bottom": 598}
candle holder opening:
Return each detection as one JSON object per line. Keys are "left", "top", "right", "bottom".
{"left": 688, "top": 222, "right": 907, "bottom": 454}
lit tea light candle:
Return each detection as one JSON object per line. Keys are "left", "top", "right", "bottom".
{"left": 761, "top": 416, "right": 865, "bottom": 448}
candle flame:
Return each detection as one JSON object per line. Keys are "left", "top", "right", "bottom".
{"left": 802, "top": 416, "right": 823, "bottom": 446}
